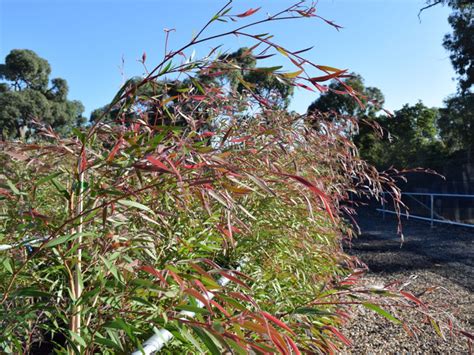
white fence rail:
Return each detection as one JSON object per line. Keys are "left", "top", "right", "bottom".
{"left": 377, "top": 192, "right": 474, "bottom": 228}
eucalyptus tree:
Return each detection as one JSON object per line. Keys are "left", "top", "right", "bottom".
{"left": 0, "top": 49, "right": 85, "bottom": 140}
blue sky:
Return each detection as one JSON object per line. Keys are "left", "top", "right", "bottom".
{"left": 0, "top": 0, "right": 455, "bottom": 117}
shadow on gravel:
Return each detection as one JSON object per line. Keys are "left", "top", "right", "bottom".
{"left": 346, "top": 208, "right": 474, "bottom": 292}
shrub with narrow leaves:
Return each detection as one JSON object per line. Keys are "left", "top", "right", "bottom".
{"left": 0, "top": 2, "right": 470, "bottom": 354}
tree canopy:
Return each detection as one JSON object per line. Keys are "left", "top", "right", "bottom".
{"left": 306, "top": 74, "right": 447, "bottom": 169}
{"left": 442, "top": 0, "right": 474, "bottom": 93}
{"left": 0, "top": 49, "right": 85, "bottom": 139}
{"left": 307, "top": 73, "right": 384, "bottom": 118}
{"left": 90, "top": 47, "right": 294, "bottom": 125}
{"left": 439, "top": 93, "right": 474, "bottom": 151}
{"left": 421, "top": 0, "right": 474, "bottom": 155}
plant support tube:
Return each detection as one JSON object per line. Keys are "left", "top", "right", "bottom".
{"left": 132, "top": 266, "right": 241, "bottom": 355}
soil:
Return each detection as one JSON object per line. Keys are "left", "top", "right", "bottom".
{"left": 341, "top": 208, "right": 474, "bottom": 354}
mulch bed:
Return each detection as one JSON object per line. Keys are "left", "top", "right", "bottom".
{"left": 341, "top": 208, "right": 473, "bottom": 354}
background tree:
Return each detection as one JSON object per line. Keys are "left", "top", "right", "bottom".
{"left": 383, "top": 102, "right": 444, "bottom": 169}
{"left": 307, "top": 73, "right": 386, "bottom": 165}
{"left": 0, "top": 49, "right": 86, "bottom": 139}
{"left": 422, "top": 1, "right": 473, "bottom": 155}
{"left": 307, "top": 74, "right": 446, "bottom": 169}
{"left": 422, "top": 0, "right": 473, "bottom": 93}
{"left": 218, "top": 48, "right": 294, "bottom": 108}
{"left": 444, "top": 2, "right": 474, "bottom": 93}
{"left": 90, "top": 47, "right": 294, "bottom": 124}
{"left": 307, "top": 73, "right": 384, "bottom": 118}
{"left": 438, "top": 93, "right": 474, "bottom": 152}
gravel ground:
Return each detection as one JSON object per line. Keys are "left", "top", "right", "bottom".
{"left": 341, "top": 208, "right": 473, "bottom": 354}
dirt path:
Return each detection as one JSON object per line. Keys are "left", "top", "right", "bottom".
{"left": 342, "top": 208, "right": 473, "bottom": 354}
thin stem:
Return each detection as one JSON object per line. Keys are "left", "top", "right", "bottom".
{"left": 70, "top": 155, "right": 85, "bottom": 353}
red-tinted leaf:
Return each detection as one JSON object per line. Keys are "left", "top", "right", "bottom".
{"left": 236, "top": 7, "right": 261, "bottom": 18}
{"left": 189, "top": 263, "right": 214, "bottom": 280}
{"left": 28, "top": 209, "right": 50, "bottom": 221}
{"left": 200, "top": 258, "right": 221, "bottom": 269}
{"left": 0, "top": 188, "right": 13, "bottom": 199}
{"left": 191, "top": 95, "right": 207, "bottom": 101}
{"left": 210, "top": 299, "right": 230, "bottom": 317}
{"left": 164, "top": 157, "right": 182, "bottom": 180}
{"left": 146, "top": 156, "right": 173, "bottom": 173}
{"left": 184, "top": 288, "right": 210, "bottom": 310}
{"left": 281, "top": 173, "right": 335, "bottom": 223}
{"left": 229, "top": 135, "right": 252, "bottom": 143}
{"left": 400, "top": 291, "right": 427, "bottom": 309}
{"left": 313, "top": 82, "right": 329, "bottom": 92}
{"left": 106, "top": 137, "right": 123, "bottom": 162}
{"left": 286, "top": 335, "right": 301, "bottom": 355}
{"left": 309, "top": 69, "right": 347, "bottom": 83}
{"left": 292, "top": 46, "right": 314, "bottom": 55}
{"left": 254, "top": 54, "right": 276, "bottom": 60}
{"left": 183, "top": 162, "right": 208, "bottom": 170}
{"left": 166, "top": 269, "right": 185, "bottom": 288}
{"left": 201, "top": 131, "right": 215, "bottom": 137}
{"left": 79, "top": 148, "right": 87, "bottom": 173}
{"left": 205, "top": 70, "right": 226, "bottom": 77}
{"left": 216, "top": 270, "right": 250, "bottom": 290}
{"left": 228, "top": 291, "right": 255, "bottom": 305}
{"left": 460, "top": 329, "right": 474, "bottom": 341}
{"left": 296, "top": 82, "right": 315, "bottom": 92}
{"left": 219, "top": 127, "right": 233, "bottom": 148}
{"left": 326, "top": 326, "right": 352, "bottom": 347}
{"left": 140, "top": 265, "right": 168, "bottom": 285}
{"left": 261, "top": 311, "right": 295, "bottom": 335}
{"left": 240, "top": 320, "right": 269, "bottom": 336}
{"left": 317, "top": 16, "right": 343, "bottom": 30}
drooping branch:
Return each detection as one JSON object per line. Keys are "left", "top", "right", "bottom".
{"left": 418, "top": 0, "right": 444, "bottom": 21}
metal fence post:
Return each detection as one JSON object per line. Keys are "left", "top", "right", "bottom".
{"left": 382, "top": 192, "right": 386, "bottom": 220}
{"left": 376, "top": 192, "right": 473, "bottom": 228}
{"left": 430, "top": 194, "right": 434, "bottom": 228}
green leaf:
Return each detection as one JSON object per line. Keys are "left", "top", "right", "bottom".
{"left": 131, "top": 296, "right": 157, "bottom": 308}
{"left": 78, "top": 287, "right": 101, "bottom": 306}
{"left": 45, "top": 232, "right": 91, "bottom": 248}
{"left": 430, "top": 318, "right": 444, "bottom": 338}
{"left": 36, "top": 172, "right": 63, "bottom": 186}
{"left": 51, "top": 178, "right": 71, "bottom": 199}
{"left": 118, "top": 199, "right": 154, "bottom": 214}
{"left": 159, "top": 61, "right": 173, "bottom": 75}
{"left": 2, "top": 258, "right": 13, "bottom": 274}
{"left": 175, "top": 305, "right": 211, "bottom": 315}
{"left": 293, "top": 307, "right": 335, "bottom": 316}
{"left": 71, "top": 128, "right": 86, "bottom": 144}
{"left": 94, "top": 335, "right": 123, "bottom": 352}
{"left": 100, "top": 256, "right": 122, "bottom": 283}
{"left": 191, "top": 326, "right": 221, "bottom": 355}
{"left": 256, "top": 66, "right": 283, "bottom": 73}
{"left": 281, "top": 69, "right": 303, "bottom": 79}
{"left": 226, "top": 338, "right": 248, "bottom": 355}
{"left": 191, "top": 78, "right": 206, "bottom": 95}
{"left": 14, "top": 287, "right": 50, "bottom": 298}
{"left": 110, "top": 78, "right": 134, "bottom": 106}
{"left": 176, "top": 325, "right": 205, "bottom": 353}
{"left": 362, "top": 303, "right": 401, "bottom": 324}
{"left": 146, "top": 128, "right": 170, "bottom": 151}
{"left": 6, "top": 180, "right": 20, "bottom": 195}
{"left": 69, "top": 330, "right": 87, "bottom": 348}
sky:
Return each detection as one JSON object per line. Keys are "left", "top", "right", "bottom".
{"left": 0, "top": 0, "right": 456, "bottom": 118}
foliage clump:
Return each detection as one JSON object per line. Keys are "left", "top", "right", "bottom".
{"left": 1, "top": 2, "right": 466, "bottom": 354}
